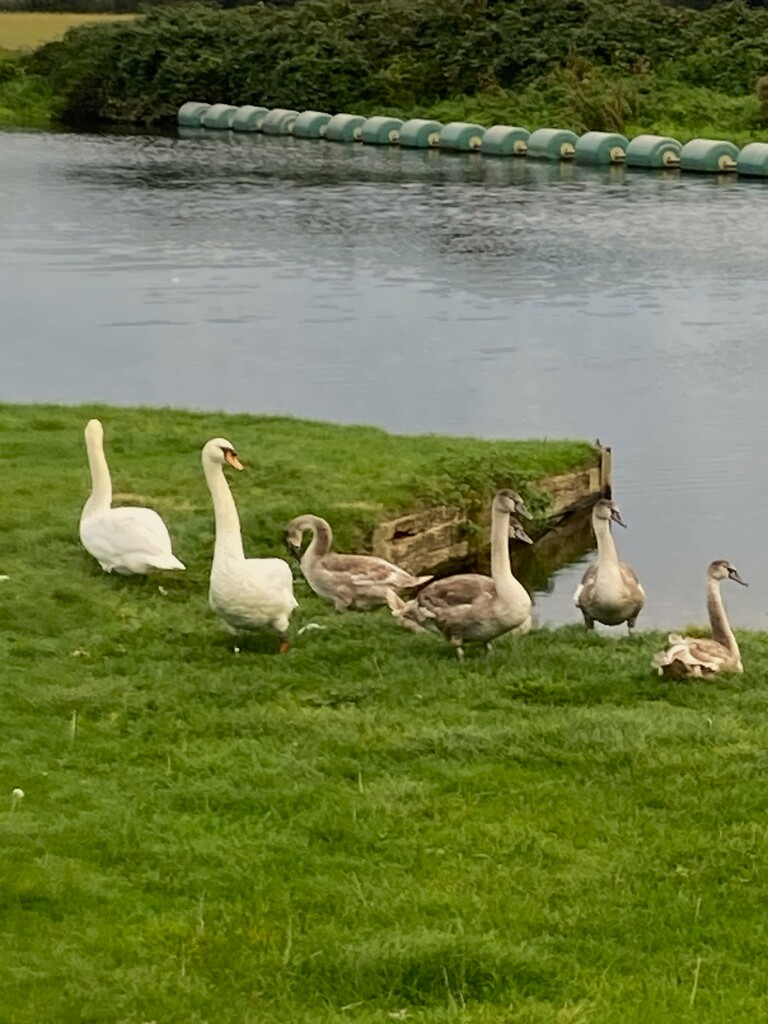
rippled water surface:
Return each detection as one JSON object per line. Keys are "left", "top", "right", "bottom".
{"left": 2, "top": 127, "right": 768, "bottom": 629}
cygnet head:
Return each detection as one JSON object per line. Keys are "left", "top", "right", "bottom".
{"left": 202, "top": 437, "right": 243, "bottom": 470}
{"left": 708, "top": 559, "right": 747, "bottom": 586}
{"left": 509, "top": 518, "right": 533, "bottom": 546}
{"left": 284, "top": 515, "right": 312, "bottom": 557}
{"left": 494, "top": 488, "right": 532, "bottom": 520}
{"left": 593, "top": 498, "right": 626, "bottom": 528}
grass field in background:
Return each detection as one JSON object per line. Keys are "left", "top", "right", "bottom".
{"left": 2, "top": 404, "right": 768, "bottom": 1022}
{"left": 0, "top": 11, "right": 135, "bottom": 50}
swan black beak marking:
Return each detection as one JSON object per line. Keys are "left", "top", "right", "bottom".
{"left": 729, "top": 569, "right": 748, "bottom": 586}
{"left": 225, "top": 450, "right": 244, "bottom": 471}
{"left": 610, "top": 508, "right": 627, "bottom": 528}
{"left": 284, "top": 535, "right": 301, "bottom": 559}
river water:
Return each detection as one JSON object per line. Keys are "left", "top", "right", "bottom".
{"left": 1, "top": 127, "right": 766, "bottom": 631}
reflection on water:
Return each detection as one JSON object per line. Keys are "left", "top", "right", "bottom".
{"left": 0, "top": 128, "right": 766, "bottom": 629}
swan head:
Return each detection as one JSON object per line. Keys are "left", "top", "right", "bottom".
{"left": 509, "top": 518, "right": 533, "bottom": 545}
{"left": 284, "top": 515, "right": 327, "bottom": 558}
{"left": 708, "top": 559, "right": 747, "bottom": 586}
{"left": 202, "top": 437, "right": 243, "bottom": 470}
{"left": 284, "top": 515, "right": 311, "bottom": 557}
{"left": 494, "top": 489, "right": 531, "bottom": 520}
{"left": 84, "top": 418, "right": 104, "bottom": 444}
{"left": 593, "top": 498, "right": 626, "bottom": 528}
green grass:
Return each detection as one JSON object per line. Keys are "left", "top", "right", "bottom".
{"left": 3, "top": 403, "right": 768, "bottom": 1023}
{"left": 0, "top": 50, "right": 53, "bottom": 126}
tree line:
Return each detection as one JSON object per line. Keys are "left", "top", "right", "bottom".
{"left": 21, "top": 0, "right": 768, "bottom": 125}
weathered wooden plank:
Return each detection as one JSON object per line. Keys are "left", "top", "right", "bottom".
{"left": 371, "top": 448, "right": 610, "bottom": 576}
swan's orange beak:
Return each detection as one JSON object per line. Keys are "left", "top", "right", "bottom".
{"left": 225, "top": 450, "right": 244, "bottom": 470}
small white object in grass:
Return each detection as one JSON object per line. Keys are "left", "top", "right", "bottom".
{"left": 233, "top": 646, "right": 240, "bottom": 654}
{"left": 297, "top": 623, "right": 327, "bottom": 636}
{"left": 0, "top": 575, "right": 9, "bottom": 582}
{"left": 11, "top": 788, "right": 24, "bottom": 810}
{"left": 157, "top": 585, "right": 168, "bottom": 596}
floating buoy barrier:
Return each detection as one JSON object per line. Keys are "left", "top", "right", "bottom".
{"left": 179, "top": 101, "right": 768, "bottom": 187}
{"left": 231, "top": 105, "right": 269, "bottom": 132}
{"left": 325, "top": 113, "right": 366, "bottom": 142}
{"left": 480, "top": 125, "right": 530, "bottom": 157}
{"left": 360, "top": 116, "right": 403, "bottom": 145}
{"left": 261, "top": 108, "right": 300, "bottom": 136}
{"left": 625, "top": 134, "right": 682, "bottom": 168}
{"left": 292, "top": 110, "right": 332, "bottom": 139}
{"left": 177, "top": 102, "right": 210, "bottom": 127}
{"left": 574, "top": 130, "right": 628, "bottom": 165}
{"left": 439, "top": 122, "right": 485, "bottom": 151}
{"left": 398, "top": 118, "right": 443, "bottom": 148}
{"left": 526, "top": 128, "right": 579, "bottom": 161}
{"left": 736, "top": 142, "right": 768, "bottom": 177}
{"left": 679, "top": 138, "right": 739, "bottom": 173}
{"left": 201, "top": 103, "right": 238, "bottom": 130}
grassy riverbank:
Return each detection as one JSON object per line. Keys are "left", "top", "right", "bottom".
{"left": 3, "top": 403, "right": 768, "bottom": 1022}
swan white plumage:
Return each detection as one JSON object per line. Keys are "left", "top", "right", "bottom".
{"left": 202, "top": 437, "right": 298, "bottom": 650}
{"left": 79, "top": 419, "right": 186, "bottom": 575}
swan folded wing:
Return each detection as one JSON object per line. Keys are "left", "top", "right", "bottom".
{"left": 573, "top": 563, "right": 596, "bottom": 606}
{"left": 242, "top": 557, "right": 297, "bottom": 599}
{"left": 620, "top": 560, "right": 643, "bottom": 589}
{"left": 212, "top": 557, "right": 297, "bottom": 629}
{"left": 81, "top": 507, "right": 184, "bottom": 570}
{"left": 324, "top": 553, "right": 431, "bottom": 590}
{"left": 574, "top": 562, "right": 644, "bottom": 605}
{"left": 652, "top": 636, "right": 734, "bottom": 678}
{"left": 416, "top": 575, "right": 496, "bottom": 622}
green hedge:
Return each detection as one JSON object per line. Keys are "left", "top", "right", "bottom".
{"left": 24, "top": 0, "right": 768, "bottom": 126}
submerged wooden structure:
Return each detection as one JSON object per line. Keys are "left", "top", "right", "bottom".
{"left": 372, "top": 446, "right": 612, "bottom": 577}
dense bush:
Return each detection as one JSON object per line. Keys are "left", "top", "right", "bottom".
{"left": 23, "top": 0, "right": 768, "bottom": 125}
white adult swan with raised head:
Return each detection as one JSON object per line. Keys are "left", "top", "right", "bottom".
{"left": 202, "top": 437, "right": 297, "bottom": 650}
{"left": 79, "top": 418, "right": 186, "bottom": 575}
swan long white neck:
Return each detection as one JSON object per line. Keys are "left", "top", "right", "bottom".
{"left": 490, "top": 504, "right": 530, "bottom": 612}
{"left": 82, "top": 424, "right": 112, "bottom": 520}
{"left": 203, "top": 457, "right": 244, "bottom": 561}
{"left": 707, "top": 577, "right": 737, "bottom": 653}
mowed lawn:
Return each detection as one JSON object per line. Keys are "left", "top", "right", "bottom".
{"left": 3, "top": 404, "right": 768, "bottom": 1023}
{"left": 0, "top": 11, "right": 135, "bottom": 50}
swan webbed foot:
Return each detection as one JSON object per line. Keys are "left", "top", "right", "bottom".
{"left": 582, "top": 614, "right": 595, "bottom": 630}
{"left": 450, "top": 638, "right": 464, "bottom": 660}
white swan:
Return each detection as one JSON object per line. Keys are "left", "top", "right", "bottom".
{"left": 79, "top": 419, "right": 185, "bottom": 575}
{"left": 202, "top": 437, "right": 297, "bottom": 650}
